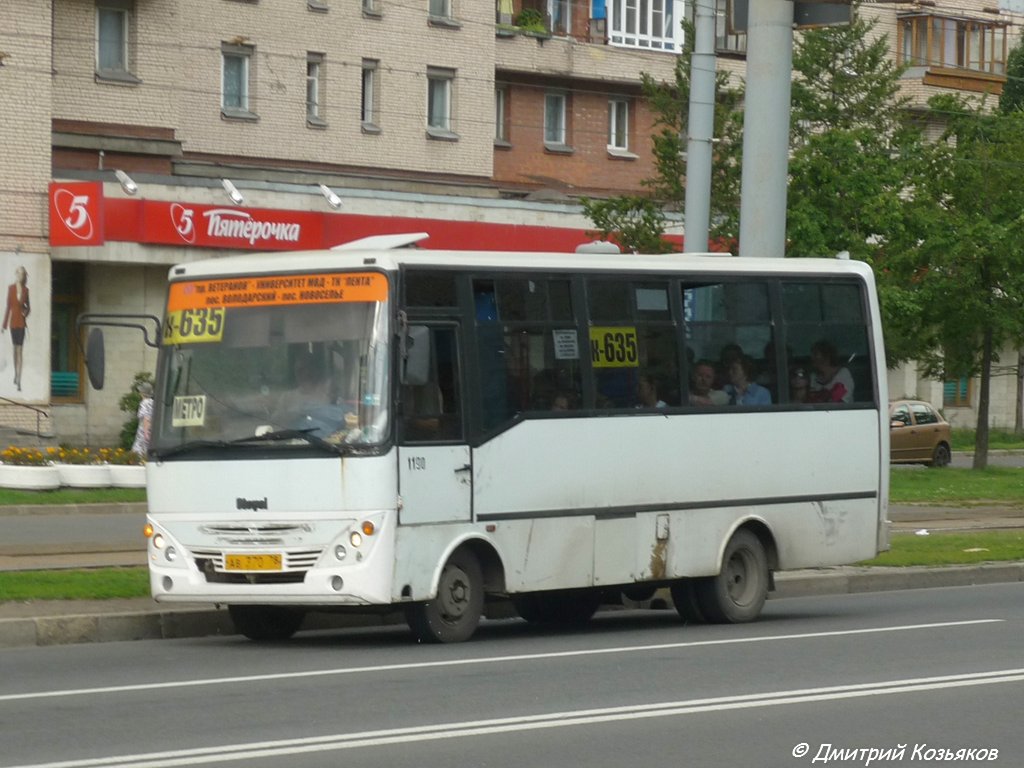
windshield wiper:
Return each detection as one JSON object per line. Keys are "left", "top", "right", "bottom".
{"left": 152, "top": 439, "right": 231, "bottom": 459}
{"left": 229, "top": 428, "right": 344, "bottom": 454}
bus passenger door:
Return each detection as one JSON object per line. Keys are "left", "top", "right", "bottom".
{"left": 397, "top": 325, "right": 471, "bottom": 524}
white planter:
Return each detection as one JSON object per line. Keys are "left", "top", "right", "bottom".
{"left": 56, "top": 463, "right": 112, "bottom": 488}
{"left": 108, "top": 464, "right": 146, "bottom": 488}
{"left": 0, "top": 463, "right": 62, "bottom": 490}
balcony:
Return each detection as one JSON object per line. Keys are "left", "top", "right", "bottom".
{"left": 494, "top": 0, "right": 679, "bottom": 85}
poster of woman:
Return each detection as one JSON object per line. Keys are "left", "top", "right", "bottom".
{"left": 0, "top": 253, "right": 49, "bottom": 402}
{"left": 3, "top": 266, "right": 30, "bottom": 391}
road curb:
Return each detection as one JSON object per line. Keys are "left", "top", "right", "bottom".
{"left": 773, "top": 562, "right": 1024, "bottom": 598}
{"left": 3, "top": 563, "right": 1023, "bottom": 649}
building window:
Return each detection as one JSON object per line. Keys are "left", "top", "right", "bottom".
{"left": 361, "top": 59, "right": 380, "bottom": 132}
{"left": 944, "top": 377, "right": 971, "bottom": 407}
{"left": 221, "top": 42, "right": 256, "bottom": 119}
{"left": 495, "top": 86, "right": 509, "bottom": 144}
{"left": 608, "top": 0, "right": 682, "bottom": 51}
{"left": 96, "top": 1, "right": 139, "bottom": 82}
{"left": 306, "top": 52, "right": 326, "bottom": 126}
{"left": 544, "top": 91, "right": 568, "bottom": 148}
{"left": 899, "top": 14, "right": 1008, "bottom": 75}
{"left": 362, "top": 0, "right": 380, "bottom": 15}
{"left": 714, "top": 0, "right": 746, "bottom": 54}
{"left": 550, "top": 0, "right": 569, "bottom": 35}
{"left": 429, "top": 0, "right": 451, "bottom": 19}
{"left": 608, "top": 98, "right": 629, "bottom": 150}
{"left": 427, "top": 67, "right": 457, "bottom": 139}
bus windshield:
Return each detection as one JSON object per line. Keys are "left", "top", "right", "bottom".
{"left": 151, "top": 271, "right": 390, "bottom": 455}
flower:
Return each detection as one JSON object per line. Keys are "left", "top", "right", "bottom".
{"left": 54, "top": 446, "right": 101, "bottom": 465}
{"left": 0, "top": 446, "right": 49, "bottom": 466}
{"left": 99, "top": 447, "right": 144, "bottom": 466}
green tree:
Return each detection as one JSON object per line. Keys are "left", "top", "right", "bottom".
{"left": 580, "top": 195, "right": 674, "bottom": 254}
{"left": 999, "top": 41, "right": 1024, "bottom": 114}
{"left": 581, "top": 21, "right": 744, "bottom": 252}
{"left": 888, "top": 95, "right": 1024, "bottom": 468}
{"left": 784, "top": 10, "right": 931, "bottom": 365}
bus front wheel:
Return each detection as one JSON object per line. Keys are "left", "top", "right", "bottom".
{"left": 694, "top": 530, "right": 768, "bottom": 624}
{"left": 405, "top": 549, "right": 484, "bottom": 643}
{"left": 228, "top": 605, "right": 306, "bottom": 642}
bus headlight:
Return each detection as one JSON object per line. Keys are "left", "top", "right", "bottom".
{"left": 165, "top": 547, "right": 178, "bottom": 563}
{"left": 334, "top": 544, "right": 347, "bottom": 561}
{"left": 152, "top": 533, "right": 165, "bottom": 550}
{"left": 349, "top": 531, "right": 363, "bottom": 548}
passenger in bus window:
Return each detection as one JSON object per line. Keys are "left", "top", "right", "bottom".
{"left": 551, "top": 392, "right": 571, "bottom": 411}
{"left": 808, "top": 339, "right": 854, "bottom": 404}
{"left": 636, "top": 374, "right": 667, "bottom": 409}
{"left": 689, "top": 360, "right": 728, "bottom": 406}
{"left": 716, "top": 343, "right": 743, "bottom": 388}
{"left": 724, "top": 355, "right": 772, "bottom": 406}
{"left": 789, "top": 366, "right": 810, "bottom": 403}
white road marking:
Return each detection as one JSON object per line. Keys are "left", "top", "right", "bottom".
{"left": 8, "top": 667, "right": 1024, "bottom": 768}
{"left": 0, "top": 619, "right": 1001, "bottom": 704}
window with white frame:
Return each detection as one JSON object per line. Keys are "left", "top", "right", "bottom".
{"left": 714, "top": 0, "right": 745, "bottom": 54}
{"left": 96, "top": 1, "right": 137, "bottom": 80}
{"left": 608, "top": 98, "right": 629, "bottom": 151}
{"left": 495, "top": 86, "right": 509, "bottom": 143}
{"left": 362, "top": 0, "right": 380, "bottom": 14}
{"left": 307, "top": 52, "right": 325, "bottom": 125}
{"left": 544, "top": 91, "right": 567, "bottom": 146}
{"left": 549, "top": 0, "right": 569, "bottom": 35}
{"left": 427, "top": 67, "right": 456, "bottom": 137}
{"left": 221, "top": 42, "right": 255, "bottom": 118}
{"left": 361, "top": 59, "right": 380, "bottom": 130}
{"left": 899, "top": 14, "right": 1007, "bottom": 75}
{"left": 609, "top": 0, "right": 684, "bottom": 51}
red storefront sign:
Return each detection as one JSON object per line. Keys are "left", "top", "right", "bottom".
{"left": 49, "top": 181, "right": 689, "bottom": 252}
{"left": 48, "top": 182, "right": 105, "bottom": 246}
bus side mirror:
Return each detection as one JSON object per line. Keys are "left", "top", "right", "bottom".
{"left": 85, "top": 328, "right": 105, "bottom": 390}
{"left": 401, "top": 325, "right": 431, "bottom": 386}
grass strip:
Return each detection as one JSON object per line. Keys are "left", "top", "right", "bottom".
{"left": 2, "top": 528, "right": 1024, "bottom": 603}
{"left": 0, "top": 487, "right": 147, "bottom": 507}
{"left": 0, "top": 567, "right": 150, "bottom": 601}
{"left": 862, "top": 530, "right": 1024, "bottom": 567}
{"left": 889, "top": 466, "right": 1024, "bottom": 505}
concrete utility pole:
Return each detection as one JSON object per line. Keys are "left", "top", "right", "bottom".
{"left": 683, "top": 0, "right": 716, "bottom": 254}
{"left": 737, "top": 0, "right": 794, "bottom": 258}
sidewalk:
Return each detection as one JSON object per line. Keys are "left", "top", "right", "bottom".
{"left": 1, "top": 502, "right": 1023, "bottom": 649}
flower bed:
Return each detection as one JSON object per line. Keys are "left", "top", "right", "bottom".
{"left": 0, "top": 445, "right": 145, "bottom": 489}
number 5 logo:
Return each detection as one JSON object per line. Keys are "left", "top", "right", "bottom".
{"left": 171, "top": 204, "right": 196, "bottom": 243}
{"left": 52, "top": 189, "right": 95, "bottom": 241}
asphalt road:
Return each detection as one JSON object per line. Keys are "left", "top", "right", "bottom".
{"left": 1, "top": 583, "right": 1021, "bottom": 768}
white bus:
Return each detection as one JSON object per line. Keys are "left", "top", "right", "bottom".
{"left": 105, "top": 233, "right": 889, "bottom": 643}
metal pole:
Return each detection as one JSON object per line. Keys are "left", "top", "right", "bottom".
{"left": 738, "top": 0, "right": 793, "bottom": 258}
{"left": 683, "top": 0, "right": 716, "bottom": 254}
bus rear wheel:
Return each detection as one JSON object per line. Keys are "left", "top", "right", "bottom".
{"left": 228, "top": 605, "right": 306, "bottom": 642}
{"left": 405, "top": 549, "right": 484, "bottom": 643}
{"left": 694, "top": 530, "right": 768, "bottom": 624}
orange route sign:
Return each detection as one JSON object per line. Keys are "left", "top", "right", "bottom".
{"left": 167, "top": 271, "right": 388, "bottom": 311}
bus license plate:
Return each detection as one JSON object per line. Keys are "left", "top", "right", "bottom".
{"left": 225, "top": 554, "right": 282, "bottom": 571}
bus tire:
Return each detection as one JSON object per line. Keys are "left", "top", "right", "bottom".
{"left": 512, "top": 589, "right": 601, "bottom": 625}
{"left": 228, "top": 605, "right": 305, "bottom": 642}
{"left": 694, "top": 530, "right": 768, "bottom": 624}
{"left": 670, "top": 579, "right": 707, "bottom": 624}
{"left": 405, "top": 548, "right": 484, "bottom": 643}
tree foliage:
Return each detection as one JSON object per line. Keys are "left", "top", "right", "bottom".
{"left": 887, "top": 94, "right": 1024, "bottom": 465}
{"left": 580, "top": 20, "right": 743, "bottom": 252}
{"left": 580, "top": 195, "right": 674, "bottom": 253}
